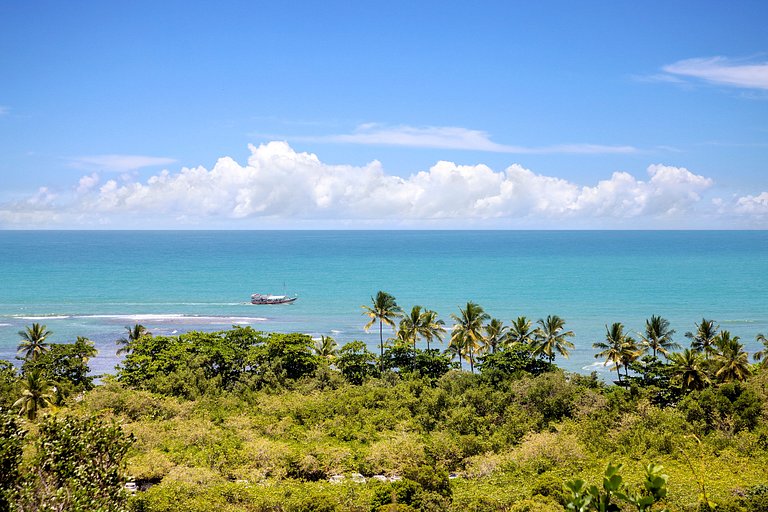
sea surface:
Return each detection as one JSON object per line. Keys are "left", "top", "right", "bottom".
{"left": 1, "top": 230, "right": 767, "bottom": 377}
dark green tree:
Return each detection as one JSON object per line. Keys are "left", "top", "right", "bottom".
{"left": 116, "top": 323, "right": 150, "bottom": 356}
{"left": 640, "top": 315, "right": 678, "bottom": 359}
{"left": 0, "top": 412, "right": 25, "bottom": 512}
{"left": 685, "top": 318, "right": 719, "bottom": 359}
{"left": 668, "top": 348, "right": 710, "bottom": 392}
{"left": 336, "top": 341, "right": 378, "bottom": 384}
{"left": 13, "top": 369, "right": 52, "bottom": 421}
{"left": 22, "top": 336, "right": 98, "bottom": 392}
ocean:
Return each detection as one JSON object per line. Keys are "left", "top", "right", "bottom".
{"left": 1, "top": 230, "right": 767, "bottom": 377}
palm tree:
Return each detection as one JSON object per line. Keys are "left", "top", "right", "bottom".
{"left": 116, "top": 324, "right": 151, "bottom": 356}
{"left": 446, "top": 335, "right": 467, "bottom": 371}
{"left": 17, "top": 323, "right": 52, "bottom": 361}
{"left": 713, "top": 331, "right": 751, "bottom": 383}
{"left": 314, "top": 335, "right": 338, "bottom": 359}
{"left": 640, "top": 315, "right": 679, "bottom": 359}
{"left": 420, "top": 309, "right": 446, "bottom": 351}
{"left": 593, "top": 322, "right": 631, "bottom": 383}
{"left": 400, "top": 305, "right": 424, "bottom": 355}
{"left": 618, "top": 336, "right": 642, "bottom": 378}
{"left": 450, "top": 302, "right": 489, "bottom": 373}
{"left": 508, "top": 316, "right": 539, "bottom": 347}
{"left": 685, "top": 318, "right": 719, "bottom": 359}
{"left": 668, "top": 349, "right": 710, "bottom": 392}
{"left": 483, "top": 318, "right": 508, "bottom": 354}
{"left": 13, "top": 369, "right": 53, "bottom": 421}
{"left": 532, "top": 315, "right": 574, "bottom": 363}
{"left": 754, "top": 333, "right": 768, "bottom": 364}
{"left": 362, "top": 291, "right": 403, "bottom": 368}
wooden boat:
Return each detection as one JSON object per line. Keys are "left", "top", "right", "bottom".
{"left": 250, "top": 293, "right": 297, "bottom": 305}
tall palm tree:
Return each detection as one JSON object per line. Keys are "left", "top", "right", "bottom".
{"left": 618, "top": 336, "right": 642, "bottom": 378}
{"left": 754, "top": 333, "right": 768, "bottom": 364}
{"left": 593, "top": 322, "right": 631, "bottom": 383}
{"left": 668, "top": 349, "right": 710, "bottom": 392}
{"left": 483, "top": 318, "right": 508, "bottom": 354}
{"left": 13, "top": 369, "right": 53, "bottom": 421}
{"left": 420, "top": 309, "right": 446, "bottom": 351}
{"left": 116, "top": 324, "right": 151, "bottom": 356}
{"left": 640, "top": 315, "right": 679, "bottom": 359}
{"left": 713, "top": 331, "right": 751, "bottom": 383}
{"left": 508, "top": 316, "right": 539, "bottom": 347}
{"left": 685, "top": 318, "right": 719, "bottom": 359}
{"left": 400, "top": 305, "right": 424, "bottom": 355}
{"left": 450, "top": 302, "right": 489, "bottom": 373}
{"left": 362, "top": 291, "right": 403, "bottom": 368}
{"left": 17, "top": 323, "right": 52, "bottom": 361}
{"left": 446, "top": 335, "right": 467, "bottom": 371}
{"left": 532, "top": 315, "right": 574, "bottom": 363}
{"left": 314, "top": 335, "right": 338, "bottom": 359}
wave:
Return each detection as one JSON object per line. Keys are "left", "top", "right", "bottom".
{"left": 75, "top": 314, "right": 268, "bottom": 323}
{"left": 14, "top": 315, "right": 71, "bottom": 320}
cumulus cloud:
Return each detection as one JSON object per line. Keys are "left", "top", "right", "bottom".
{"left": 662, "top": 56, "right": 768, "bottom": 90}
{"left": 1, "top": 141, "right": 737, "bottom": 229}
{"left": 68, "top": 154, "right": 177, "bottom": 172}
{"left": 298, "top": 124, "right": 637, "bottom": 154}
{"left": 736, "top": 192, "right": 768, "bottom": 214}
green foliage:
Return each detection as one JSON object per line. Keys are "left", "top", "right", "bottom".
{"left": 0, "top": 412, "right": 25, "bottom": 512}
{"left": 565, "top": 463, "right": 669, "bottom": 512}
{"left": 16, "top": 414, "right": 134, "bottom": 512}
{"left": 22, "top": 336, "right": 98, "bottom": 393}
{"left": 0, "top": 361, "right": 18, "bottom": 409}
{"left": 478, "top": 343, "right": 555, "bottom": 380}
{"left": 337, "top": 340, "right": 379, "bottom": 384}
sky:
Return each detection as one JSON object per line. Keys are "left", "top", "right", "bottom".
{"left": 1, "top": 0, "right": 767, "bottom": 229}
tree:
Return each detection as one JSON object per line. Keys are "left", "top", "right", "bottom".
{"left": 22, "top": 336, "right": 98, "bottom": 392}
{"left": 754, "top": 333, "right": 768, "bottom": 364}
{"left": 450, "top": 302, "right": 489, "bottom": 373}
{"left": 713, "top": 331, "right": 751, "bottom": 383}
{"left": 593, "top": 323, "right": 633, "bottom": 383}
{"left": 532, "top": 315, "right": 574, "bottom": 363}
{"left": 399, "top": 305, "right": 425, "bottom": 368}
{"left": 362, "top": 291, "right": 403, "bottom": 369}
{"left": 668, "top": 348, "right": 710, "bottom": 392}
{"left": 0, "top": 412, "right": 25, "bottom": 512}
{"left": 17, "top": 323, "right": 52, "bottom": 362}
{"left": 313, "top": 335, "right": 338, "bottom": 359}
{"left": 12, "top": 369, "right": 53, "bottom": 421}
{"left": 420, "top": 309, "right": 446, "bottom": 351}
{"left": 508, "top": 316, "right": 539, "bottom": 346}
{"left": 483, "top": 318, "right": 508, "bottom": 354}
{"left": 116, "top": 323, "right": 150, "bottom": 355}
{"left": 336, "top": 341, "right": 378, "bottom": 384}
{"left": 640, "top": 315, "right": 679, "bottom": 360}
{"left": 16, "top": 415, "right": 134, "bottom": 512}
{"left": 685, "top": 318, "right": 719, "bottom": 359}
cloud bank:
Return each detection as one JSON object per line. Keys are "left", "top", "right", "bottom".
{"left": 0, "top": 142, "right": 764, "bottom": 229}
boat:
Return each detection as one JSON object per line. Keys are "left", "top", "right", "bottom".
{"left": 250, "top": 293, "right": 298, "bottom": 305}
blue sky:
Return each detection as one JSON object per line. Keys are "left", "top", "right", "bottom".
{"left": 1, "top": 0, "right": 767, "bottom": 228}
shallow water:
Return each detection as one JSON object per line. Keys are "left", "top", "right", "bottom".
{"left": 1, "top": 230, "right": 766, "bottom": 376}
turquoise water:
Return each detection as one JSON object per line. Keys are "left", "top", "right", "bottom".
{"left": 1, "top": 230, "right": 767, "bottom": 376}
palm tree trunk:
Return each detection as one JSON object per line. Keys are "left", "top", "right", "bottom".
{"left": 469, "top": 347, "right": 474, "bottom": 373}
{"left": 379, "top": 321, "right": 384, "bottom": 371}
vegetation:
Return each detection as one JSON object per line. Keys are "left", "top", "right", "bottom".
{"left": 2, "top": 295, "right": 768, "bottom": 511}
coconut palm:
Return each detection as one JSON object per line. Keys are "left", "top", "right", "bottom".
{"left": 593, "top": 322, "right": 632, "bottom": 383}
{"left": 314, "top": 335, "right": 338, "bottom": 359}
{"left": 116, "top": 324, "right": 151, "bottom": 356}
{"left": 685, "top": 318, "right": 719, "bottom": 359}
{"left": 713, "top": 331, "right": 751, "bottom": 383}
{"left": 532, "top": 315, "right": 574, "bottom": 363}
{"left": 446, "top": 335, "right": 468, "bottom": 371}
{"left": 13, "top": 369, "right": 53, "bottom": 421}
{"left": 668, "top": 349, "right": 710, "bottom": 392}
{"left": 483, "top": 318, "right": 508, "bottom": 354}
{"left": 450, "top": 302, "right": 490, "bottom": 373}
{"left": 753, "top": 333, "right": 768, "bottom": 364}
{"left": 17, "top": 323, "right": 52, "bottom": 361}
{"left": 507, "top": 316, "right": 539, "bottom": 347}
{"left": 362, "top": 291, "right": 403, "bottom": 368}
{"left": 640, "top": 315, "right": 679, "bottom": 359}
{"left": 400, "top": 305, "right": 424, "bottom": 355}
{"left": 618, "top": 336, "right": 642, "bottom": 378}
{"left": 420, "top": 309, "right": 446, "bottom": 351}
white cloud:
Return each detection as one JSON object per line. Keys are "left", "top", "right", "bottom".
{"left": 735, "top": 192, "right": 768, "bottom": 214}
{"left": 298, "top": 124, "right": 637, "bottom": 154}
{"left": 662, "top": 56, "right": 768, "bottom": 90}
{"left": 1, "top": 141, "right": 741, "bottom": 229}
{"left": 68, "top": 154, "right": 177, "bottom": 172}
